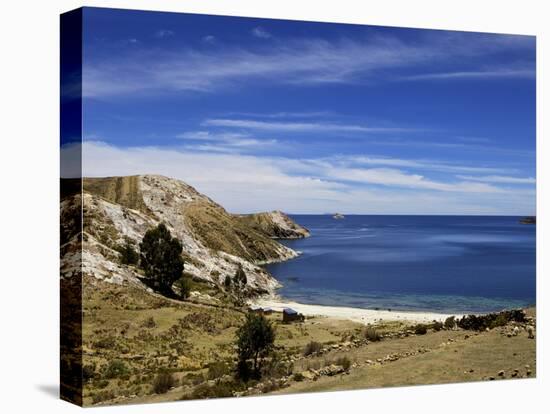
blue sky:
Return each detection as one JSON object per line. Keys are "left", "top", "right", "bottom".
{"left": 76, "top": 7, "right": 536, "bottom": 215}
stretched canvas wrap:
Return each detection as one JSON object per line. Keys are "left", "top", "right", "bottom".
{"left": 60, "top": 7, "right": 536, "bottom": 407}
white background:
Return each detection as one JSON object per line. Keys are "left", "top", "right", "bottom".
{"left": 0, "top": 0, "right": 547, "bottom": 412}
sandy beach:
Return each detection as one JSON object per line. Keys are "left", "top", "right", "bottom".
{"left": 252, "top": 298, "right": 462, "bottom": 325}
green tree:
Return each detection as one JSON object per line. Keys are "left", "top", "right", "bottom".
{"left": 139, "top": 223, "right": 184, "bottom": 295}
{"left": 235, "top": 313, "right": 275, "bottom": 380}
{"left": 224, "top": 274, "right": 232, "bottom": 290}
{"left": 233, "top": 263, "right": 247, "bottom": 289}
{"left": 174, "top": 276, "right": 192, "bottom": 300}
{"left": 117, "top": 239, "right": 139, "bottom": 265}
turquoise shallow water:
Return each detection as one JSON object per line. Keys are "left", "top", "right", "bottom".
{"left": 266, "top": 215, "right": 536, "bottom": 314}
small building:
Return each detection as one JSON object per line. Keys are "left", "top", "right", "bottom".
{"left": 263, "top": 307, "right": 273, "bottom": 315}
{"left": 283, "top": 307, "right": 304, "bottom": 323}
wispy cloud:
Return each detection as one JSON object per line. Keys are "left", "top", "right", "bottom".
{"left": 345, "top": 156, "right": 516, "bottom": 175}
{"left": 177, "top": 130, "right": 278, "bottom": 152}
{"left": 155, "top": 29, "right": 175, "bottom": 38}
{"left": 83, "top": 33, "right": 534, "bottom": 98}
{"left": 251, "top": 27, "right": 272, "bottom": 39}
{"left": 402, "top": 67, "right": 535, "bottom": 81}
{"left": 325, "top": 167, "right": 504, "bottom": 193}
{"left": 202, "top": 118, "right": 415, "bottom": 133}
{"left": 456, "top": 175, "right": 536, "bottom": 184}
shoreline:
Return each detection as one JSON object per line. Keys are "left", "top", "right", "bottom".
{"left": 251, "top": 297, "right": 463, "bottom": 325}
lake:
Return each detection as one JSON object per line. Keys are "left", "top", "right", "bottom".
{"left": 266, "top": 215, "right": 536, "bottom": 313}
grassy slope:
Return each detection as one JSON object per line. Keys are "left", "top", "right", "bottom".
{"left": 82, "top": 276, "right": 535, "bottom": 406}
{"left": 183, "top": 202, "right": 292, "bottom": 263}
{"left": 82, "top": 277, "right": 360, "bottom": 406}
{"left": 279, "top": 309, "right": 536, "bottom": 394}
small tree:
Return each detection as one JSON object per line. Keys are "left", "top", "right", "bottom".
{"left": 139, "top": 223, "right": 184, "bottom": 295}
{"left": 224, "top": 274, "right": 232, "bottom": 290}
{"left": 174, "top": 276, "right": 192, "bottom": 300}
{"left": 233, "top": 264, "right": 247, "bottom": 289}
{"left": 235, "top": 313, "right": 275, "bottom": 381}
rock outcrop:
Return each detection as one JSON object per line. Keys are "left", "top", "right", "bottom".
{"left": 237, "top": 210, "right": 310, "bottom": 239}
{"left": 61, "top": 175, "right": 307, "bottom": 295}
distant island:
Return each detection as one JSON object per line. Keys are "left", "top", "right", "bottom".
{"left": 520, "top": 216, "right": 536, "bottom": 225}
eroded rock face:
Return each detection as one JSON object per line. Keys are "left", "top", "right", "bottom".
{"left": 62, "top": 175, "right": 307, "bottom": 295}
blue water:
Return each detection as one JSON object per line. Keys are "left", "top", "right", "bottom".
{"left": 266, "top": 216, "right": 536, "bottom": 313}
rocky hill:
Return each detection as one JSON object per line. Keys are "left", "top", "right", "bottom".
{"left": 237, "top": 211, "right": 310, "bottom": 239}
{"left": 61, "top": 175, "right": 306, "bottom": 295}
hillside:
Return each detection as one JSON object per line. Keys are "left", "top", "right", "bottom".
{"left": 237, "top": 211, "right": 310, "bottom": 239}
{"left": 61, "top": 174, "right": 308, "bottom": 294}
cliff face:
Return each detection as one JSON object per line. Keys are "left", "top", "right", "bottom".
{"left": 237, "top": 211, "right": 310, "bottom": 239}
{"left": 61, "top": 175, "right": 305, "bottom": 295}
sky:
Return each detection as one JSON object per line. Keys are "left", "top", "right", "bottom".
{"left": 72, "top": 7, "right": 536, "bottom": 215}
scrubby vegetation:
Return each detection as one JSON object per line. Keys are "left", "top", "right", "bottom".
{"left": 365, "top": 326, "right": 381, "bottom": 342}
{"left": 432, "top": 321, "right": 443, "bottom": 331}
{"left": 117, "top": 239, "right": 139, "bottom": 265}
{"left": 303, "top": 341, "right": 322, "bottom": 356}
{"left": 174, "top": 276, "right": 192, "bottom": 300}
{"left": 444, "top": 316, "right": 456, "bottom": 330}
{"left": 153, "top": 370, "right": 176, "bottom": 394}
{"left": 414, "top": 324, "right": 428, "bottom": 335}
{"left": 457, "top": 309, "right": 526, "bottom": 331}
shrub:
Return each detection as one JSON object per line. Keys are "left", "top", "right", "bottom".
{"left": 334, "top": 356, "right": 351, "bottom": 371}
{"left": 432, "top": 321, "right": 443, "bottom": 331}
{"left": 365, "top": 327, "right": 381, "bottom": 342}
{"left": 185, "top": 381, "right": 239, "bottom": 400}
{"left": 457, "top": 310, "right": 526, "bottom": 331}
{"left": 261, "top": 353, "right": 293, "bottom": 379}
{"left": 444, "top": 316, "right": 456, "bottom": 330}
{"left": 117, "top": 240, "right": 139, "bottom": 265}
{"left": 141, "top": 316, "right": 156, "bottom": 328}
{"left": 303, "top": 341, "right": 322, "bottom": 356}
{"left": 83, "top": 364, "right": 96, "bottom": 382}
{"left": 293, "top": 372, "right": 305, "bottom": 382}
{"left": 91, "top": 390, "right": 115, "bottom": 404}
{"left": 224, "top": 275, "right": 232, "bottom": 289}
{"left": 153, "top": 370, "right": 175, "bottom": 394}
{"left": 233, "top": 264, "right": 247, "bottom": 289}
{"left": 104, "top": 360, "right": 129, "bottom": 379}
{"left": 140, "top": 223, "right": 184, "bottom": 295}
{"left": 174, "top": 276, "right": 192, "bottom": 300}
{"left": 207, "top": 361, "right": 230, "bottom": 380}
{"left": 414, "top": 324, "right": 428, "bottom": 335}
{"left": 93, "top": 336, "right": 116, "bottom": 349}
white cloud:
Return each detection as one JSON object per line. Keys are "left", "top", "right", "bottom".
{"left": 403, "top": 68, "right": 535, "bottom": 81}
{"left": 176, "top": 130, "right": 278, "bottom": 151}
{"left": 251, "top": 27, "right": 272, "bottom": 39}
{"left": 155, "top": 29, "right": 175, "bottom": 38}
{"left": 202, "top": 118, "right": 413, "bottom": 133}
{"left": 456, "top": 175, "right": 536, "bottom": 184}
{"left": 325, "top": 167, "right": 505, "bottom": 193}
{"left": 83, "top": 33, "right": 534, "bottom": 98}
{"left": 348, "top": 156, "right": 515, "bottom": 174}
{"left": 73, "top": 141, "right": 535, "bottom": 215}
